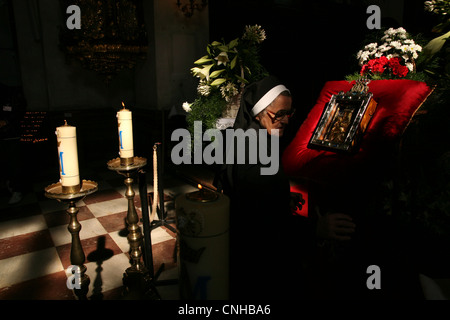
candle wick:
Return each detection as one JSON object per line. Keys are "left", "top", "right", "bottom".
{"left": 64, "top": 120, "right": 68, "bottom": 126}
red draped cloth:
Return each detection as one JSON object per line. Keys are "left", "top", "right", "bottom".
{"left": 282, "top": 80, "right": 434, "bottom": 299}
{"left": 283, "top": 80, "right": 433, "bottom": 185}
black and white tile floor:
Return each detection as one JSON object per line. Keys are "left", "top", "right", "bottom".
{"left": 0, "top": 160, "right": 198, "bottom": 300}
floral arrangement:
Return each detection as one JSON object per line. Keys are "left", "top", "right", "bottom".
{"left": 372, "top": 2, "right": 450, "bottom": 250}
{"left": 352, "top": 27, "right": 423, "bottom": 80}
{"left": 422, "top": 0, "right": 450, "bottom": 82}
{"left": 425, "top": 0, "right": 450, "bottom": 32}
{"left": 183, "top": 25, "right": 268, "bottom": 135}
{"left": 360, "top": 56, "right": 410, "bottom": 78}
{"left": 341, "top": 4, "right": 450, "bottom": 264}
{"left": 190, "top": 24, "right": 266, "bottom": 102}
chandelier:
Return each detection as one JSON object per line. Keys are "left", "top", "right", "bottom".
{"left": 176, "top": 0, "right": 208, "bottom": 17}
{"left": 59, "top": 0, "right": 148, "bottom": 82}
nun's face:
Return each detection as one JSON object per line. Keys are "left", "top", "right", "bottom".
{"left": 256, "top": 94, "right": 293, "bottom": 136}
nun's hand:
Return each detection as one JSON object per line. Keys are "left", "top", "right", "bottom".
{"left": 315, "top": 207, "right": 356, "bottom": 241}
{"left": 290, "top": 192, "right": 305, "bottom": 211}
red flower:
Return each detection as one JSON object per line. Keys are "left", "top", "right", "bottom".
{"left": 360, "top": 64, "right": 370, "bottom": 75}
{"left": 388, "top": 57, "right": 409, "bottom": 77}
{"left": 371, "top": 61, "right": 386, "bottom": 74}
{"left": 360, "top": 56, "right": 409, "bottom": 78}
{"left": 387, "top": 57, "right": 401, "bottom": 68}
{"left": 360, "top": 57, "right": 388, "bottom": 75}
{"left": 377, "top": 56, "right": 389, "bottom": 66}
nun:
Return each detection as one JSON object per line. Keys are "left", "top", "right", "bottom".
{"left": 216, "top": 75, "right": 314, "bottom": 299}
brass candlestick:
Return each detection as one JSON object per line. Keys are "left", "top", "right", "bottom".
{"left": 44, "top": 180, "right": 98, "bottom": 300}
{"left": 107, "top": 156, "right": 159, "bottom": 299}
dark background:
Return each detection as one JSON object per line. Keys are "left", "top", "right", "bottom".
{"left": 0, "top": 0, "right": 442, "bottom": 179}
{"left": 210, "top": 0, "right": 438, "bottom": 132}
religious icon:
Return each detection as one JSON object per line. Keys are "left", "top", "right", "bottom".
{"left": 309, "top": 79, "right": 377, "bottom": 153}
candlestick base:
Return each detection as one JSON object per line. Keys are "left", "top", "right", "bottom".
{"left": 120, "top": 157, "right": 134, "bottom": 166}
{"left": 108, "top": 156, "right": 146, "bottom": 173}
{"left": 45, "top": 180, "right": 98, "bottom": 300}
{"left": 107, "top": 156, "right": 160, "bottom": 299}
{"left": 62, "top": 184, "right": 81, "bottom": 194}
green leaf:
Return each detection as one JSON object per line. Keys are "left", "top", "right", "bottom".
{"left": 211, "top": 41, "right": 222, "bottom": 46}
{"left": 194, "top": 55, "right": 213, "bottom": 65}
{"left": 218, "top": 45, "right": 229, "bottom": 52}
{"left": 210, "top": 69, "right": 225, "bottom": 78}
{"left": 432, "top": 20, "right": 450, "bottom": 34}
{"left": 230, "top": 55, "right": 237, "bottom": 69}
{"left": 228, "top": 38, "right": 239, "bottom": 49}
{"left": 210, "top": 78, "right": 227, "bottom": 86}
{"left": 235, "top": 75, "right": 248, "bottom": 84}
{"left": 423, "top": 31, "right": 450, "bottom": 57}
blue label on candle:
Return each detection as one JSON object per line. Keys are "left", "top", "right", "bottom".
{"left": 119, "top": 131, "right": 123, "bottom": 149}
{"left": 59, "top": 151, "right": 65, "bottom": 175}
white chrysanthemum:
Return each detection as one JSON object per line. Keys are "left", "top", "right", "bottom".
{"left": 356, "top": 50, "right": 363, "bottom": 59}
{"left": 413, "top": 44, "right": 422, "bottom": 52}
{"left": 182, "top": 102, "right": 192, "bottom": 113}
{"left": 379, "top": 44, "right": 391, "bottom": 52}
{"left": 385, "top": 28, "right": 395, "bottom": 36}
{"left": 406, "top": 62, "right": 414, "bottom": 72}
{"left": 197, "top": 82, "right": 211, "bottom": 96}
{"left": 242, "top": 25, "right": 267, "bottom": 43}
{"left": 220, "top": 82, "right": 239, "bottom": 102}
{"left": 401, "top": 45, "right": 410, "bottom": 53}
{"left": 358, "top": 51, "right": 371, "bottom": 65}
{"left": 390, "top": 41, "right": 402, "bottom": 49}
{"left": 425, "top": 1, "right": 435, "bottom": 12}
{"left": 365, "top": 43, "right": 378, "bottom": 50}
{"left": 386, "top": 53, "right": 400, "bottom": 59}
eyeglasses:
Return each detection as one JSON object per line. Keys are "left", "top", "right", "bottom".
{"left": 266, "top": 108, "right": 296, "bottom": 123}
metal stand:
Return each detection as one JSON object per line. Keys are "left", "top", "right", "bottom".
{"left": 151, "top": 143, "right": 177, "bottom": 233}
{"left": 107, "top": 156, "right": 159, "bottom": 299}
{"left": 44, "top": 180, "right": 98, "bottom": 300}
{"left": 139, "top": 143, "right": 178, "bottom": 289}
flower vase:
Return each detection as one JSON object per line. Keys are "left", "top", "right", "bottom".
{"left": 222, "top": 92, "right": 241, "bottom": 119}
{"left": 216, "top": 93, "right": 242, "bottom": 130}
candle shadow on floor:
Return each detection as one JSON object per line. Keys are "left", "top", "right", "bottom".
{"left": 87, "top": 236, "right": 114, "bottom": 300}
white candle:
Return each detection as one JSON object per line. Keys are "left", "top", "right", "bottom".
{"left": 117, "top": 102, "right": 134, "bottom": 159}
{"left": 56, "top": 121, "right": 80, "bottom": 190}
{"left": 176, "top": 185, "right": 230, "bottom": 299}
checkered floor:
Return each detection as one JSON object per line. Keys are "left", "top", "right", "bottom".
{"left": 2, "top": 157, "right": 450, "bottom": 301}
{"left": 0, "top": 160, "right": 198, "bottom": 300}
